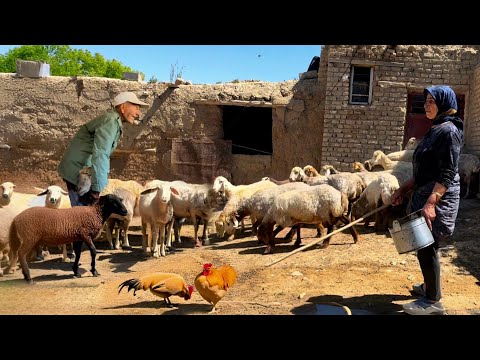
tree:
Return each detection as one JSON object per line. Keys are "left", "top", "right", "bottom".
{"left": 0, "top": 45, "right": 142, "bottom": 79}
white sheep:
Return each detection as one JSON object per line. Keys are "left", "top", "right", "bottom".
{"left": 257, "top": 184, "right": 357, "bottom": 254}
{"left": 458, "top": 153, "right": 480, "bottom": 199}
{"left": 5, "top": 194, "right": 128, "bottom": 283}
{"left": 215, "top": 180, "right": 277, "bottom": 240}
{"left": 304, "top": 172, "right": 366, "bottom": 217}
{"left": 169, "top": 182, "right": 220, "bottom": 247}
{"left": 386, "top": 149, "right": 414, "bottom": 162}
{"left": 105, "top": 187, "right": 137, "bottom": 250}
{"left": 405, "top": 137, "right": 420, "bottom": 150}
{"left": 369, "top": 150, "right": 413, "bottom": 172}
{"left": 351, "top": 173, "right": 401, "bottom": 231}
{"left": 1, "top": 181, "right": 16, "bottom": 207}
{"left": 319, "top": 165, "right": 341, "bottom": 176}
{"left": 139, "top": 183, "right": 178, "bottom": 258}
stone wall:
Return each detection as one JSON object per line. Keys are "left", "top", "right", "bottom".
{"left": 321, "top": 45, "right": 479, "bottom": 171}
{"left": 0, "top": 71, "right": 324, "bottom": 188}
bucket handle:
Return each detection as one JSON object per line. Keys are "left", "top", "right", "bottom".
{"left": 396, "top": 208, "right": 423, "bottom": 224}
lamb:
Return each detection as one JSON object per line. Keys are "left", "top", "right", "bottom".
{"left": 139, "top": 183, "right": 178, "bottom": 257}
{"left": 257, "top": 184, "right": 358, "bottom": 254}
{"left": 458, "top": 153, "right": 480, "bottom": 199}
{"left": 5, "top": 194, "right": 128, "bottom": 283}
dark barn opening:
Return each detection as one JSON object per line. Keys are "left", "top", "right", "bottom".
{"left": 222, "top": 105, "right": 272, "bottom": 155}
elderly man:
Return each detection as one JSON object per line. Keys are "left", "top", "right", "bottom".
{"left": 58, "top": 91, "right": 149, "bottom": 206}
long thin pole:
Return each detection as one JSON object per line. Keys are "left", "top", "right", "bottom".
{"left": 265, "top": 203, "right": 391, "bottom": 267}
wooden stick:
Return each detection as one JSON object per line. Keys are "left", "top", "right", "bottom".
{"left": 265, "top": 203, "right": 391, "bottom": 267}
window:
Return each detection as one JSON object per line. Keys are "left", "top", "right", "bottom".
{"left": 349, "top": 66, "right": 373, "bottom": 105}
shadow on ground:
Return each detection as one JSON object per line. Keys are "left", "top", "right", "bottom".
{"left": 291, "top": 294, "right": 412, "bottom": 315}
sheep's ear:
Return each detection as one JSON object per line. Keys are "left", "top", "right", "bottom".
{"left": 140, "top": 187, "right": 157, "bottom": 195}
{"left": 37, "top": 190, "right": 48, "bottom": 196}
{"left": 61, "top": 189, "right": 68, "bottom": 195}
{"left": 34, "top": 186, "right": 45, "bottom": 192}
{"left": 12, "top": 184, "right": 16, "bottom": 188}
{"left": 170, "top": 187, "right": 179, "bottom": 196}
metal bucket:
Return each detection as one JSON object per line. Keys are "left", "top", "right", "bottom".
{"left": 388, "top": 211, "right": 434, "bottom": 254}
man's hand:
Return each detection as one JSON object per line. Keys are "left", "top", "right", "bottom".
{"left": 81, "top": 190, "right": 100, "bottom": 206}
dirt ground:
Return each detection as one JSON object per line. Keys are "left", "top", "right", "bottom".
{"left": 1, "top": 190, "right": 480, "bottom": 316}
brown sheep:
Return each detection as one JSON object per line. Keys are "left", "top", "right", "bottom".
{"left": 5, "top": 194, "right": 127, "bottom": 283}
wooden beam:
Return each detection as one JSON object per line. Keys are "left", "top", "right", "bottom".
{"left": 194, "top": 99, "right": 274, "bottom": 107}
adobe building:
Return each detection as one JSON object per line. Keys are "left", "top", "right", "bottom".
{"left": 1, "top": 45, "right": 479, "bottom": 189}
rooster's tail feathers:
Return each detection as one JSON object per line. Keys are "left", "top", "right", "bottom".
{"left": 118, "top": 278, "right": 141, "bottom": 296}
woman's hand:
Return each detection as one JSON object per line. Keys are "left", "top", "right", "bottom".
{"left": 422, "top": 194, "right": 437, "bottom": 231}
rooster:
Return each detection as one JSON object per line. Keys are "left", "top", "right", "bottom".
{"left": 194, "top": 263, "right": 237, "bottom": 313}
{"left": 118, "top": 273, "right": 194, "bottom": 308}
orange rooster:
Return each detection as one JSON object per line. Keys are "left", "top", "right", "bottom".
{"left": 118, "top": 273, "right": 194, "bottom": 308}
{"left": 194, "top": 263, "right": 237, "bottom": 313}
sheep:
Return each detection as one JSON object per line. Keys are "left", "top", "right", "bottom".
{"left": 458, "top": 153, "right": 480, "bottom": 199}
{"left": 261, "top": 177, "right": 290, "bottom": 185}
{"left": 257, "top": 184, "right": 358, "bottom": 254}
{"left": 303, "top": 165, "right": 321, "bottom": 177}
{"left": 34, "top": 185, "right": 74, "bottom": 262}
{"left": 105, "top": 187, "right": 137, "bottom": 250}
{"left": 139, "top": 183, "right": 178, "bottom": 258}
{"left": 319, "top": 165, "right": 341, "bottom": 176}
{"left": 351, "top": 173, "right": 402, "bottom": 232}
{"left": 227, "top": 182, "right": 312, "bottom": 246}
{"left": 0, "top": 187, "right": 39, "bottom": 272}
{"left": 385, "top": 149, "right": 414, "bottom": 162}
{"left": 1, "top": 181, "right": 15, "bottom": 207}
{"left": 289, "top": 166, "right": 311, "bottom": 182}
{"left": 369, "top": 150, "right": 413, "bottom": 172}
{"left": 215, "top": 180, "right": 277, "bottom": 240}
{"left": 5, "top": 194, "right": 128, "bottom": 283}
{"left": 169, "top": 182, "right": 221, "bottom": 247}
{"left": 405, "top": 137, "right": 420, "bottom": 150}
{"left": 304, "top": 172, "right": 366, "bottom": 218}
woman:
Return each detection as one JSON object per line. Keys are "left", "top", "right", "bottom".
{"left": 391, "top": 85, "right": 463, "bottom": 315}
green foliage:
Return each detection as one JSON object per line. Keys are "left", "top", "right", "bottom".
{"left": 148, "top": 75, "right": 158, "bottom": 83}
{"left": 0, "top": 45, "right": 139, "bottom": 79}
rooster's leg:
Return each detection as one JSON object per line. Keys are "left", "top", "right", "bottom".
{"left": 164, "top": 298, "right": 176, "bottom": 308}
{"left": 208, "top": 305, "right": 217, "bottom": 314}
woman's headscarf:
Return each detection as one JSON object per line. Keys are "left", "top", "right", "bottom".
{"left": 424, "top": 85, "right": 458, "bottom": 115}
{"left": 424, "top": 85, "right": 463, "bottom": 129}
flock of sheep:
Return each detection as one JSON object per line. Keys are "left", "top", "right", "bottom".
{"left": 1, "top": 137, "right": 480, "bottom": 282}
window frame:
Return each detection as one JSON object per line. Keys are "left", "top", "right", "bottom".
{"left": 349, "top": 65, "right": 374, "bottom": 105}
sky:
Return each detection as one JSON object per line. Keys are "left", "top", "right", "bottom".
{"left": 0, "top": 45, "right": 321, "bottom": 84}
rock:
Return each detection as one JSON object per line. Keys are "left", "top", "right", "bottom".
{"left": 291, "top": 270, "right": 303, "bottom": 277}
{"left": 299, "top": 292, "right": 306, "bottom": 299}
